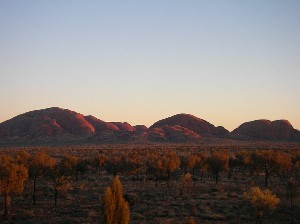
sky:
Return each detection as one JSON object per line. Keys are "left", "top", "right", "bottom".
{"left": 0, "top": 0, "right": 300, "bottom": 131}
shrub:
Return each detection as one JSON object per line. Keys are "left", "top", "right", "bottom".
{"left": 102, "top": 175, "right": 130, "bottom": 224}
{"left": 244, "top": 186, "right": 279, "bottom": 224}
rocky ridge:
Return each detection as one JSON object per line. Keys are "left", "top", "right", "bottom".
{"left": 0, "top": 107, "right": 299, "bottom": 144}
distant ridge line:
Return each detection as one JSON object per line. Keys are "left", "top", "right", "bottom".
{"left": 0, "top": 107, "right": 299, "bottom": 144}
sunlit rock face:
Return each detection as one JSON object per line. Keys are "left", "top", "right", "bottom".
{"left": 150, "top": 113, "right": 229, "bottom": 137}
{"left": 147, "top": 125, "right": 201, "bottom": 142}
{"left": 0, "top": 108, "right": 299, "bottom": 143}
{"left": 39, "top": 108, "right": 95, "bottom": 136}
{"left": 111, "top": 122, "right": 136, "bottom": 132}
{"left": 84, "top": 115, "right": 120, "bottom": 132}
{"left": 0, "top": 107, "right": 95, "bottom": 139}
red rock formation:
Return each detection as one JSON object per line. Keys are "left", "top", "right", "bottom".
{"left": 28, "top": 115, "right": 65, "bottom": 137}
{"left": 84, "top": 115, "right": 119, "bottom": 131}
{"left": 111, "top": 122, "right": 135, "bottom": 132}
{"left": 147, "top": 127, "right": 166, "bottom": 142}
{"left": 150, "top": 113, "right": 229, "bottom": 137}
{"left": 148, "top": 125, "right": 201, "bottom": 142}
{"left": 1, "top": 107, "right": 299, "bottom": 143}
{"left": 291, "top": 130, "right": 300, "bottom": 141}
{"left": 272, "top": 120, "right": 294, "bottom": 139}
{"left": 232, "top": 119, "right": 298, "bottom": 140}
{"left": 133, "top": 125, "right": 148, "bottom": 133}
{"left": 34, "top": 107, "right": 95, "bottom": 136}
{"left": 0, "top": 107, "right": 95, "bottom": 139}
{"left": 0, "top": 114, "right": 64, "bottom": 139}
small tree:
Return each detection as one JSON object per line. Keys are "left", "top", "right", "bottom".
{"left": 94, "top": 154, "right": 108, "bottom": 175}
{"left": 195, "top": 153, "right": 208, "bottom": 183}
{"left": 29, "top": 152, "right": 56, "bottom": 204}
{"left": 14, "top": 150, "right": 32, "bottom": 195}
{"left": 250, "top": 150, "right": 292, "bottom": 187}
{"left": 206, "top": 151, "right": 229, "bottom": 184}
{"left": 244, "top": 187, "right": 280, "bottom": 224}
{"left": 102, "top": 176, "right": 130, "bottom": 224}
{"left": 228, "top": 157, "right": 239, "bottom": 179}
{"left": 162, "top": 150, "right": 180, "bottom": 187}
{"left": 146, "top": 153, "right": 163, "bottom": 187}
{"left": 180, "top": 155, "right": 188, "bottom": 174}
{"left": 177, "top": 173, "right": 192, "bottom": 197}
{"left": 236, "top": 150, "right": 251, "bottom": 176}
{"left": 15, "top": 150, "right": 32, "bottom": 166}
{"left": 75, "top": 159, "right": 90, "bottom": 180}
{"left": 60, "top": 154, "right": 80, "bottom": 179}
{"left": 48, "top": 161, "right": 72, "bottom": 206}
{"left": 105, "top": 156, "right": 126, "bottom": 177}
{"left": 286, "top": 178, "right": 297, "bottom": 224}
{"left": 124, "top": 154, "right": 143, "bottom": 182}
{"left": 291, "top": 154, "right": 300, "bottom": 180}
{"left": 187, "top": 155, "right": 201, "bottom": 185}
{"left": 0, "top": 154, "right": 28, "bottom": 219}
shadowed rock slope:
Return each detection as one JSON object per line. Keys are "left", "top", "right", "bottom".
{"left": 232, "top": 119, "right": 300, "bottom": 141}
{"left": 150, "top": 113, "right": 229, "bottom": 137}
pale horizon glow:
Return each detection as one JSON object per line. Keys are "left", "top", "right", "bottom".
{"left": 1, "top": 1, "right": 300, "bottom": 131}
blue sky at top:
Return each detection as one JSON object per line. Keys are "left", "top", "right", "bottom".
{"left": 0, "top": 0, "right": 299, "bottom": 130}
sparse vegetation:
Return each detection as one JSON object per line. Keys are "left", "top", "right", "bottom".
{"left": 286, "top": 178, "right": 297, "bottom": 224}
{"left": 0, "top": 154, "right": 28, "bottom": 219}
{"left": 206, "top": 150, "right": 229, "bottom": 184}
{"left": 244, "top": 187, "right": 280, "bottom": 224}
{"left": 102, "top": 176, "right": 130, "bottom": 224}
{"left": 29, "top": 152, "right": 56, "bottom": 204}
{"left": 0, "top": 143, "right": 298, "bottom": 223}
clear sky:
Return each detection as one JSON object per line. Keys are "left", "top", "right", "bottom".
{"left": 1, "top": 1, "right": 300, "bottom": 131}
